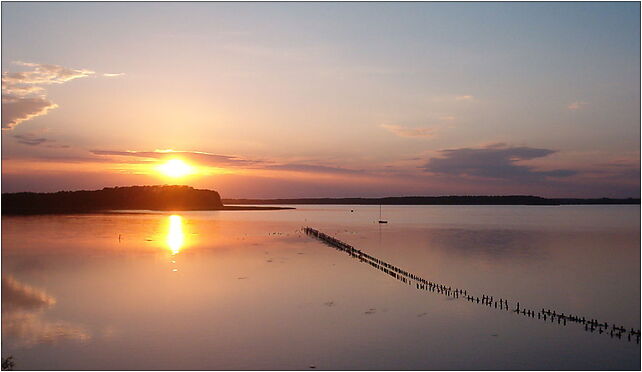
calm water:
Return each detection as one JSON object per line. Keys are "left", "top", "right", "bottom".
{"left": 2, "top": 205, "right": 640, "bottom": 370}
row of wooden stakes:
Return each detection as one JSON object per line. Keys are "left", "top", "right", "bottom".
{"left": 303, "top": 227, "right": 640, "bottom": 344}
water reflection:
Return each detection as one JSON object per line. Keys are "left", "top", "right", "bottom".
{"left": 2, "top": 275, "right": 90, "bottom": 347}
{"left": 166, "top": 215, "right": 184, "bottom": 255}
{"left": 1, "top": 207, "right": 638, "bottom": 369}
{"left": 430, "top": 228, "right": 545, "bottom": 262}
{"left": 304, "top": 227, "right": 641, "bottom": 345}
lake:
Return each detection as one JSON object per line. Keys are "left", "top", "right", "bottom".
{"left": 2, "top": 205, "right": 640, "bottom": 370}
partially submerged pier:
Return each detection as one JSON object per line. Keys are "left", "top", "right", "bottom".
{"left": 303, "top": 226, "right": 640, "bottom": 344}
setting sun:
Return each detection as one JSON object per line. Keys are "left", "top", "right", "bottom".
{"left": 157, "top": 159, "right": 195, "bottom": 178}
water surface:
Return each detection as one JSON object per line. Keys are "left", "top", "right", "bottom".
{"left": 2, "top": 205, "right": 640, "bottom": 370}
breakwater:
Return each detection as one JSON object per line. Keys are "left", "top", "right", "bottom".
{"left": 303, "top": 227, "right": 640, "bottom": 344}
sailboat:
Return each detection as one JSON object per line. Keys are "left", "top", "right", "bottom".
{"left": 378, "top": 204, "right": 388, "bottom": 224}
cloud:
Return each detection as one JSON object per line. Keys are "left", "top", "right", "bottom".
{"left": 2, "top": 95, "right": 58, "bottom": 129}
{"left": 90, "top": 149, "right": 261, "bottom": 167}
{"left": 264, "top": 163, "right": 363, "bottom": 174}
{"left": 13, "top": 133, "right": 69, "bottom": 148}
{"left": 4, "top": 62, "right": 93, "bottom": 87}
{"left": 91, "top": 149, "right": 366, "bottom": 176}
{"left": 103, "top": 73, "right": 125, "bottom": 77}
{"left": 13, "top": 133, "right": 54, "bottom": 146}
{"left": 455, "top": 95, "right": 474, "bottom": 101}
{"left": 1, "top": 62, "right": 96, "bottom": 130}
{"left": 3, "top": 85, "right": 44, "bottom": 96}
{"left": 567, "top": 101, "right": 588, "bottom": 110}
{"left": 422, "top": 144, "right": 576, "bottom": 181}
{"left": 380, "top": 124, "right": 437, "bottom": 138}
{"left": 430, "top": 94, "right": 476, "bottom": 104}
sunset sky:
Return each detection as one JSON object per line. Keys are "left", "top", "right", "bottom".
{"left": 2, "top": 2, "right": 640, "bottom": 198}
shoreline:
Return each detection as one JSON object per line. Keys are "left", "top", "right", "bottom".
{"left": 2, "top": 205, "right": 295, "bottom": 216}
{"left": 222, "top": 196, "right": 640, "bottom": 206}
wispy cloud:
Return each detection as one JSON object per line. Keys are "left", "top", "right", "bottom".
{"left": 13, "top": 133, "right": 50, "bottom": 146}
{"left": 422, "top": 143, "right": 576, "bottom": 181}
{"left": 90, "top": 149, "right": 261, "bottom": 167}
{"left": 13, "top": 133, "right": 69, "bottom": 148}
{"left": 455, "top": 95, "right": 474, "bottom": 101}
{"left": 103, "top": 72, "right": 125, "bottom": 77}
{"left": 3, "top": 61, "right": 94, "bottom": 88}
{"left": 263, "top": 163, "right": 363, "bottom": 174}
{"left": 91, "top": 148, "right": 367, "bottom": 176}
{"left": 380, "top": 124, "right": 437, "bottom": 138}
{"left": 2, "top": 62, "right": 94, "bottom": 129}
{"left": 2, "top": 62, "right": 119, "bottom": 129}
{"left": 567, "top": 101, "right": 588, "bottom": 110}
{"left": 430, "top": 94, "right": 476, "bottom": 104}
{"left": 2, "top": 95, "right": 58, "bottom": 129}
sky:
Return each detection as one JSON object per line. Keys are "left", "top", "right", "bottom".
{"left": 1, "top": 2, "right": 640, "bottom": 198}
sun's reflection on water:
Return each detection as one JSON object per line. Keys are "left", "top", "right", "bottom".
{"left": 167, "top": 215, "right": 184, "bottom": 256}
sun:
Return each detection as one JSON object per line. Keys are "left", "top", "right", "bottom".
{"left": 157, "top": 159, "right": 195, "bottom": 178}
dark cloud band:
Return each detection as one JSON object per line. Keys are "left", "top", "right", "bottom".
{"left": 422, "top": 144, "right": 576, "bottom": 181}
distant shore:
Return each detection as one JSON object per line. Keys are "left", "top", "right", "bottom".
{"left": 223, "top": 195, "right": 641, "bottom": 206}
{"left": 3, "top": 186, "right": 638, "bottom": 215}
{"left": 220, "top": 205, "right": 294, "bottom": 211}
{"left": 96, "top": 206, "right": 296, "bottom": 215}
{"left": 1, "top": 185, "right": 293, "bottom": 215}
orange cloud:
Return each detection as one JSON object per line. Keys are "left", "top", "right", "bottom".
{"left": 91, "top": 149, "right": 261, "bottom": 167}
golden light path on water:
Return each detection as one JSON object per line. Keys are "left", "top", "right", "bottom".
{"left": 167, "top": 215, "right": 184, "bottom": 256}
